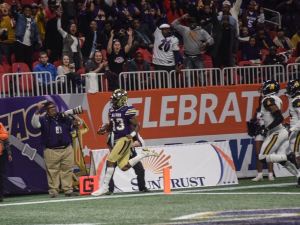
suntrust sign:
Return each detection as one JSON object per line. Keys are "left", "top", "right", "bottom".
{"left": 90, "top": 142, "right": 238, "bottom": 192}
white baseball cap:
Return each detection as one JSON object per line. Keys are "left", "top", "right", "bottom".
{"left": 223, "top": 0, "right": 231, "bottom": 6}
{"left": 159, "top": 24, "right": 171, "bottom": 29}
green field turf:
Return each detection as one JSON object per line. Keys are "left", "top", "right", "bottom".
{"left": 1, "top": 177, "right": 300, "bottom": 225}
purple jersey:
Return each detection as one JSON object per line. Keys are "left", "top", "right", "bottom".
{"left": 109, "top": 105, "right": 137, "bottom": 142}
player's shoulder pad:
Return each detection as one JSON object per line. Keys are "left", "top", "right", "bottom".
{"left": 125, "top": 106, "right": 137, "bottom": 116}
{"left": 292, "top": 97, "right": 300, "bottom": 108}
{"left": 262, "top": 97, "right": 276, "bottom": 108}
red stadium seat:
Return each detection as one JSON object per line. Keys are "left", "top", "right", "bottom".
{"left": 0, "top": 65, "right": 10, "bottom": 93}
{"left": 12, "top": 63, "right": 31, "bottom": 73}
{"left": 53, "top": 60, "right": 62, "bottom": 67}
{"left": 32, "top": 61, "right": 39, "bottom": 69}
{"left": 2, "top": 63, "right": 12, "bottom": 73}
{"left": 77, "top": 67, "right": 86, "bottom": 75}
{"left": 12, "top": 63, "right": 33, "bottom": 95}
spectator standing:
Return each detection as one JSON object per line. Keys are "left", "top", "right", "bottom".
{"left": 44, "top": 11, "right": 63, "bottom": 63}
{"left": 212, "top": 15, "right": 238, "bottom": 68}
{"left": 81, "top": 20, "right": 101, "bottom": 61}
{"left": 13, "top": 4, "right": 40, "bottom": 69}
{"left": 132, "top": 18, "right": 153, "bottom": 51}
{"left": 0, "top": 3, "right": 15, "bottom": 65}
{"left": 31, "top": 101, "right": 79, "bottom": 198}
{"left": 107, "top": 28, "right": 133, "bottom": 89}
{"left": 32, "top": 3, "right": 46, "bottom": 43}
{"left": 172, "top": 14, "right": 214, "bottom": 69}
{"left": 152, "top": 23, "right": 181, "bottom": 72}
{"left": 0, "top": 122, "right": 12, "bottom": 202}
{"left": 57, "top": 10, "right": 83, "bottom": 71}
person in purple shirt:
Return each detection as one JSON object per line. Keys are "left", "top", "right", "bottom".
{"left": 31, "top": 101, "right": 79, "bottom": 198}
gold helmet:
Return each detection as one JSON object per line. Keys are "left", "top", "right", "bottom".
{"left": 111, "top": 89, "right": 128, "bottom": 109}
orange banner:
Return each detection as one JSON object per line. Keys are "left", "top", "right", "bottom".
{"left": 83, "top": 85, "right": 289, "bottom": 149}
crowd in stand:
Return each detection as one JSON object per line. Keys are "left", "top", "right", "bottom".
{"left": 0, "top": 0, "right": 300, "bottom": 91}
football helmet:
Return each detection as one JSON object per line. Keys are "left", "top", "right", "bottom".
{"left": 261, "top": 80, "right": 280, "bottom": 96}
{"left": 111, "top": 89, "right": 128, "bottom": 109}
{"left": 286, "top": 79, "right": 300, "bottom": 97}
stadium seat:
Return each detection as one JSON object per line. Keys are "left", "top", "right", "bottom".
{"left": 12, "top": 63, "right": 33, "bottom": 95}
{"left": 0, "top": 65, "right": 10, "bottom": 94}
{"left": 2, "top": 63, "right": 12, "bottom": 73}
{"left": 287, "top": 57, "right": 297, "bottom": 64}
{"left": 53, "top": 60, "right": 62, "bottom": 67}
{"left": 32, "top": 61, "right": 39, "bottom": 69}
{"left": 77, "top": 67, "right": 86, "bottom": 75}
{"left": 12, "top": 63, "right": 31, "bottom": 73}
{"left": 203, "top": 54, "right": 213, "bottom": 68}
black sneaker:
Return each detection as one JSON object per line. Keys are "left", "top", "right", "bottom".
{"left": 65, "top": 192, "right": 79, "bottom": 197}
{"left": 0, "top": 197, "right": 3, "bottom": 202}
{"left": 297, "top": 177, "right": 300, "bottom": 187}
{"left": 140, "top": 188, "right": 150, "bottom": 193}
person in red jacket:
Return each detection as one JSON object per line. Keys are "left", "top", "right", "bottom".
{"left": 0, "top": 122, "right": 12, "bottom": 202}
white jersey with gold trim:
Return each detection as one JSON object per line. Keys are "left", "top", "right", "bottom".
{"left": 260, "top": 95, "right": 282, "bottom": 128}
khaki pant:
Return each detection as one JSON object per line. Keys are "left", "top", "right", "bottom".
{"left": 44, "top": 145, "right": 74, "bottom": 195}
{"left": 107, "top": 137, "right": 132, "bottom": 169}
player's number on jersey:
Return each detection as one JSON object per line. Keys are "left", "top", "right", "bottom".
{"left": 112, "top": 118, "right": 125, "bottom": 131}
{"left": 158, "top": 39, "right": 170, "bottom": 52}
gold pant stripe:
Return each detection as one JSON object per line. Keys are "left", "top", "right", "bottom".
{"left": 294, "top": 132, "right": 300, "bottom": 153}
{"left": 264, "top": 134, "right": 278, "bottom": 155}
{"left": 118, "top": 140, "right": 131, "bottom": 155}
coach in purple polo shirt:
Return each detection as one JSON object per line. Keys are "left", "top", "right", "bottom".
{"left": 31, "top": 101, "right": 79, "bottom": 198}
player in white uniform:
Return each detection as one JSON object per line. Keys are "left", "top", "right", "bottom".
{"left": 251, "top": 100, "right": 275, "bottom": 181}
{"left": 286, "top": 80, "right": 300, "bottom": 168}
{"left": 257, "top": 80, "right": 300, "bottom": 186}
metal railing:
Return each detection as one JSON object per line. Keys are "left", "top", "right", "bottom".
{"left": 263, "top": 8, "right": 281, "bottom": 28}
{"left": 286, "top": 63, "right": 300, "bottom": 81}
{"left": 169, "top": 68, "right": 223, "bottom": 88}
{"left": 1, "top": 72, "right": 53, "bottom": 97}
{"left": 119, "top": 70, "right": 169, "bottom": 90}
{"left": 1, "top": 64, "right": 299, "bottom": 97}
{"left": 222, "top": 65, "right": 286, "bottom": 85}
{"left": 55, "top": 73, "right": 108, "bottom": 94}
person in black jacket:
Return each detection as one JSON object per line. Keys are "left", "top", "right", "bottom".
{"left": 81, "top": 20, "right": 101, "bottom": 61}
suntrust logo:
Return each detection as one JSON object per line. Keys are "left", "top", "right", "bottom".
{"left": 141, "top": 149, "right": 171, "bottom": 174}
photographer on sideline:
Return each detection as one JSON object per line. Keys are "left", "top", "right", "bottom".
{"left": 31, "top": 101, "right": 80, "bottom": 198}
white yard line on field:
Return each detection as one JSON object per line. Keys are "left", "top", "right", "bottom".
{"left": 0, "top": 182, "right": 297, "bottom": 207}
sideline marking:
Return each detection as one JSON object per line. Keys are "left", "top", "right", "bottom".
{"left": 172, "top": 207, "right": 300, "bottom": 220}
{"left": 0, "top": 182, "right": 296, "bottom": 207}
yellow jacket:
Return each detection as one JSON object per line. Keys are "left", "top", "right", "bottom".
{"left": 0, "top": 16, "right": 15, "bottom": 44}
